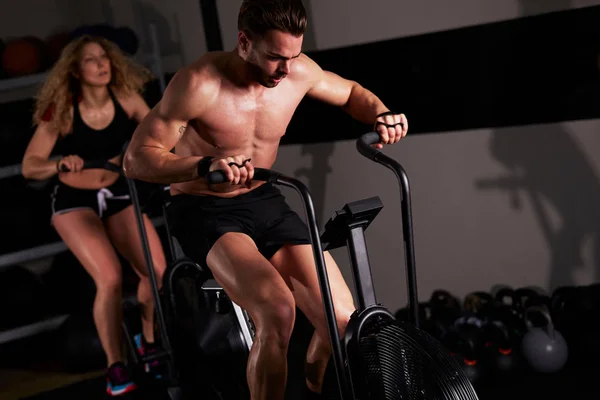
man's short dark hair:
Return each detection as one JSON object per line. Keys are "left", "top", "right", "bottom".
{"left": 238, "top": 0, "right": 307, "bottom": 39}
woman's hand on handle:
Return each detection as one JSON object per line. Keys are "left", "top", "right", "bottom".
{"left": 58, "top": 155, "right": 84, "bottom": 173}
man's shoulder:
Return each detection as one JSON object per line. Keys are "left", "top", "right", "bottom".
{"left": 290, "top": 53, "right": 323, "bottom": 83}
{"left": 169, "top": 52, "right": 226, "bottom": 95}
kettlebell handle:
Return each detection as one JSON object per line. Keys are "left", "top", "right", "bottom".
{"left": 524, "top": 303, "right": 556, "bottom": 340}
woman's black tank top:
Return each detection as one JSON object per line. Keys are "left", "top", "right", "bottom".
{"left": 59, "top": 89, "right": 137, "bottom": 161}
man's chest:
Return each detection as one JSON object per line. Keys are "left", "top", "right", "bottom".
{"left": 191, "top": 87, "right": 305, "bottom": 147}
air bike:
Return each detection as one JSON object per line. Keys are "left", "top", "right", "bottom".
{"left": 67, "top": 129, "right": 481, "bottom": 399}
{"left": 190, "top": 131, "right": 479, "bottom": 400}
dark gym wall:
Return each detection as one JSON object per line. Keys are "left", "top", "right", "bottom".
{"left": 212, "top": 0, "right": 600, "bottom": 312}
{"left": 285, "top": 7, "right": 600, "bottom": 144}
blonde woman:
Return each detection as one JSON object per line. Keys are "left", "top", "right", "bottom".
{"left": 22, "top": 35, "right": 166, "bottom": 396}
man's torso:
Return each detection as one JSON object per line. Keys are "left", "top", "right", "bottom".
{"left": 171, "top": 52, "right": 311, "bottom": 197}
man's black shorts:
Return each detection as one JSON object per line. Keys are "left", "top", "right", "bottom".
{"left": 166, "top": 183, "right": 311, "bottom": 266}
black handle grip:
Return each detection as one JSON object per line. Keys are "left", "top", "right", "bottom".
{"left": 356, "top": 131, "right": 382, "bottom": 161}
{"left": 206, "top": 167, "right": 280, "bottom": 185}
{"left": 59, "top": 160, "right": 121, "bottom": 174}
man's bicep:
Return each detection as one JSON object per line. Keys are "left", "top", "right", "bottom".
{"left": 133, "top": 70, "right": 201, "bottom": 151}
{"left": 304, "top": 59, "right": 355, "bottom": 107}
{"left": 134, "top": 106, "right": 186, "bottom": 152}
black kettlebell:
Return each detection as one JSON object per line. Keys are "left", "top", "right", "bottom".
{"left": 428, "top": 289, "right": 463, "bottom": 339}
{"left": 551, "top": 285, "right": 600, "bottom": 361}
{"left": 515, "top": 286, "right": 550, "bottom": 312}
{"left": 395, "top": 301, "right": 431, "bottom": 323}
{"left": 550, "top": 286, "right": 577, "bottom": 329}
{"left": 430, "top": 289, "right": 462, "bottom": 310}
{"left": 451, "top": 315, "right": 489, "bottom": 385}
{"left": 480, "top": 320, "right": 522, "bottom": 375}
{"left": 395, "top": 301, "right": 449, "bottom": 341}
{"left": 464, "top": 291, "right": 495, "bottom": 315}
{"left": 493, "top": 287, "right": 526, "bottom": 340}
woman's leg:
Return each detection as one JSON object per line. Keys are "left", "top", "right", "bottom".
{"left": 105, "top": 205, "right": 167, "bottom": 343}
{"left": 52, "top": 209, "right": 125, "bottom": 367}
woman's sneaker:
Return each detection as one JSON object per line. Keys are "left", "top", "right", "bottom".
{"left": 106, "top": 362, "right": 137, "bottom": 396}
{"left": 134, "top": 333, "right": 163, "bottom": 379}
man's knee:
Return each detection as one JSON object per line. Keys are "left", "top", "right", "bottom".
{"left": 254, "top": 291, "right": 297, "bottom": 347}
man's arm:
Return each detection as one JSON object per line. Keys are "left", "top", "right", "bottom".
{"left": 123, "top": 67, "right": 218, "bottom": 184}
{"left": 301, "top": 55, "right": 408, "bottom": 145}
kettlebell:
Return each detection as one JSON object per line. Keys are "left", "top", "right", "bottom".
{"left": 481, "top": 320, "right": 522, "bottom": 375}
{"left": 428, "top": 289, "right": 463, "bottom": 338}
{"left": 493, "top": 288, "right": 526, "bottom": 340}
{"left": 450, "top": 315, "right": 491, "bottom": 385}
{"left": 515, "top": 286, "right": 550, "bottom": 312}
{"left": 521, "top": 304, "right": 568, "bottom": 373}
{"left": 464, "top": 291, "right": 494, "bottom": 317}
{"left": 429, "top": 289, "right": 462, "bottom": 315}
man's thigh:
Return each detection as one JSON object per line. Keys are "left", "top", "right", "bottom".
{"left": 270, "top": 244, "right": 356, "bottom": 336}
{"left": 207, "top": 232, "right": 295, "bottom": 324}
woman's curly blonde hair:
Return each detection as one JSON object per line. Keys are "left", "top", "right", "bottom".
{"left": 32, "top": 35, "right": 153, "bottom": 135}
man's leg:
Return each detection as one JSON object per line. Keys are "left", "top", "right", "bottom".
{"left": 270, "top": 244, "right": 356, "bottom": 393}
{"left": 206, "top": 232, "right": 297, "bottom": 400}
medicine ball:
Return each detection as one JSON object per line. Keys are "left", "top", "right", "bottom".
{"left": 1, "top": 36, "right": 47, "bottom": 77}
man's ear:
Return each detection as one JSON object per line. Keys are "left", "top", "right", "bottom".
{"left": 238, "top": 31, "right": 250, "bottom": 53}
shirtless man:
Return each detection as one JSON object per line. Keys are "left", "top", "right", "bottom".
{"left": 123, "top": 0, "right": 407, "bottom": 398}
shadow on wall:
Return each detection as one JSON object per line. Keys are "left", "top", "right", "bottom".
{"left": 476, "top": 0, "right": 600, "bottom": 290}
{"left": 294, "top": 142, "right": 335, "bottom": 223}
{"left": 476, "top": 123, "right": 600, "bottom": 290}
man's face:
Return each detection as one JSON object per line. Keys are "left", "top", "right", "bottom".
{"left": 242, "top": 30, "right": 303, "bottom": 88}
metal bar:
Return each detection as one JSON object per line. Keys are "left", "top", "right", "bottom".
{"left": 0, "top": 217, "right": 164, "bottom": 270}
{"left": 161, "top": 203, "right": 177, "bottom": 264}
{"left": 122, "top": 320, "right": 140, "bottom": 365}
{"left": 374, "top": 152, "right": 420, "bottom": 328}
{"left": 0, "top": 314, "right": 68, "bottom": 345}
{"left": 277, "top": 176, "right": 353, "bottom": 400}
{"left": 346, "top": 227, "right": 377, "bottom": 309}
{"left": 140, "top": 348, "right": 170, "bottom": 363}
{"left": 0, "top": 242, "right": 67, "bottom": 270}
{"left": 126, "top": 178, "right": 172, "bottom": 356}
{"left": 199, "top": 0, "right": 223, "bottom": 51}
{"left": 148, "top": 22, "right": 166, "bottom": 94}
{"left": 232, "top": 302, "right": 254, "bottom": 351}
{"left": 0, "top": 72, "right": 48, "bottom": 92}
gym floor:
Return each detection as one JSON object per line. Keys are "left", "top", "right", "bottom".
{"left": 2, "top": 328, "right": 599, "bottom": 400}
{"left": 0, "top": 332, "right": 101, "bottom": 400}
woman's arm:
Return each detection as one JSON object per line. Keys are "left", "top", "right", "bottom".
{"left": 21, "top": 121, "right": 62, "bottom": 180}
{"left": 120, "top": 92, "right": 151, "bottom": 123}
